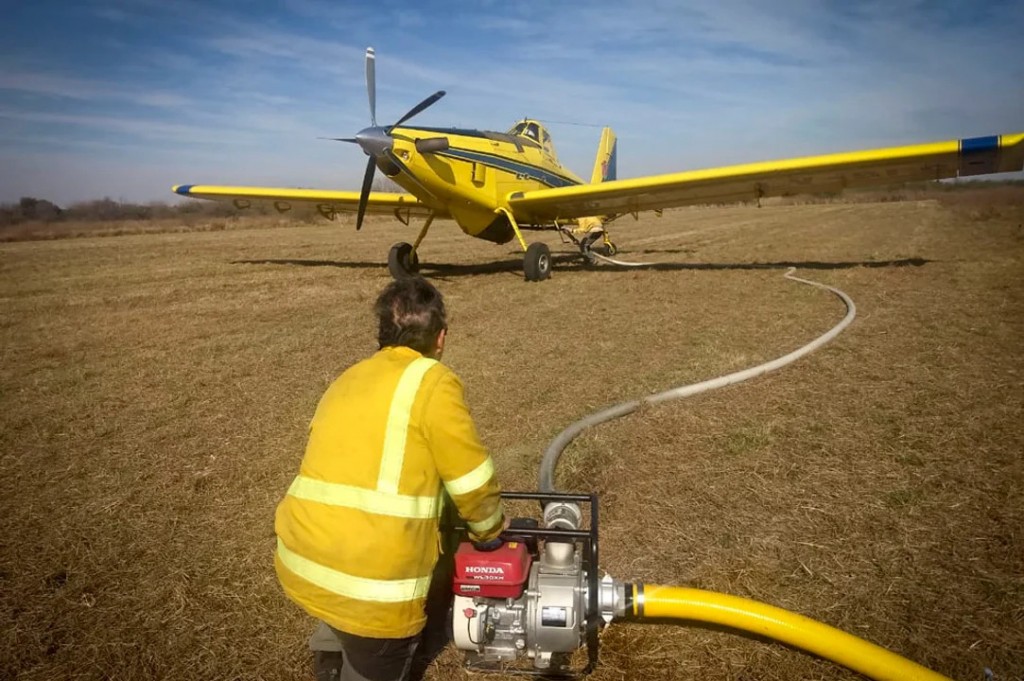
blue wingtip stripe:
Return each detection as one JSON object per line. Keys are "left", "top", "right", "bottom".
{"left": 960, "top": 136, "right": 999, "bottom": 154}
{"left": 175, "top": 185, "right": 194, "bottom": 196}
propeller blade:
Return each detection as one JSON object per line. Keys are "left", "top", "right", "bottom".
{"left": 366, "top": 47, "right": 376, "bottom": 127}
{"left": 318, "top": 137, "right": 358, "bottom": 143}
{"left": 355, "top": 154, "right": 376, "bottom": 231}
{"left": 390, "top": 90, "right": 446, "bottom": 130}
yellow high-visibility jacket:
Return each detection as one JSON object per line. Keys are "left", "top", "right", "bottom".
{"left": 274, "top": 346, "right": 504, "bottom": 639}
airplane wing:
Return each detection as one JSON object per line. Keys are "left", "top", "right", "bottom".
{"left": 172, "top": 185, "right": 445, "bottom": 218}
{"left": 506, "top": 133, "right": 1024, "bottom": 222}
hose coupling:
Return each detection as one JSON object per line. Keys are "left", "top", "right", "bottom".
{"left": 597, "top": 575, "right": 627, "bottom": 624}
{"left": 543, "top": 501, "right": 582, "bottom": 530}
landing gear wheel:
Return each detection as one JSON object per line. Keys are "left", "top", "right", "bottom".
{"left": 523, "top": 242, "right": 552, "bottom": 282}
{"left": 596, "top": 241, "right": 618, "bottom": 257}
{"left": 388, "top": 242, "right": 420, "bottom": 280}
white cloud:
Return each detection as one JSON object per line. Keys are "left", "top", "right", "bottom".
{"left": 0, "top": 69, "right": 194, "bottom": 107}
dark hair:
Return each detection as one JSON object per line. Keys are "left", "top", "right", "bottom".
{"left": 374, "top": 277, "right": 448, "bottom": 355}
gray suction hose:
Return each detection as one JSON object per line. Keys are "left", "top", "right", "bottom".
{"left": 538, "top": 266, "right": 856, "bottom": 493}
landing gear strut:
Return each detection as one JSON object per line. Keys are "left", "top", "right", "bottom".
{"left": 495, "top": 207, "right": 553, "bottom": 282}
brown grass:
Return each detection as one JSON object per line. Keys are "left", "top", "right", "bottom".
{"left": 1, "top": 191, "right": 1022, "bottom": 680}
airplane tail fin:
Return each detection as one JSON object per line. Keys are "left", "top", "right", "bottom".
{"left": 590, "top": 127, "right": 617, "bottom": 184}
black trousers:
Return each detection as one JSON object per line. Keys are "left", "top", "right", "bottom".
{"left": 313, "top": 627, "right": 420, "bottom": 681}
{"left": 310, "top": 551, "right": 455, "bottom": 681}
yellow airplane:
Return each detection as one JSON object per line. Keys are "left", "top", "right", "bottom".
{"left": 173, "top": 47, "right": 1024, "bottom": 282}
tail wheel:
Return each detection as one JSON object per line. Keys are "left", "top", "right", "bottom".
{"left": 596, "top": 241, "right": 618, "bottom": 257}
{"left": 524, "top": 242, "right": 552, "bottom": 282}
{"left": 388, "top": 242, "right": 420, "bottom": 280}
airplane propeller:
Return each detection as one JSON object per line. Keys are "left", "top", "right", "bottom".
{"left": 366, "top": 46, "right": 377, "bottom": 128}
{"left": 327, "top": 47, "right": 447, "bottom": 230}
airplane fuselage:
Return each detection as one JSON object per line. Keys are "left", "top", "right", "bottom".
{"left": 384, "top": 121, "right": 585, "bottom": 243}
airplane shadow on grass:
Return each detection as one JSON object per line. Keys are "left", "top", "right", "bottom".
{"left": 231, "top": 255, "right": 931, "bottom": 279}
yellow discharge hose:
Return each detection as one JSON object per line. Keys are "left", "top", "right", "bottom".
{"left": 637, "top": 584, "right": 952, "bottom": 681}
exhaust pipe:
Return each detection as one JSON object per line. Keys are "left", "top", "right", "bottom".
{"left": 415, "top": 137, "right": 450, "bottom": 153}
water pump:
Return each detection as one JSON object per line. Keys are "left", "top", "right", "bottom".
{"left": 448, "top": 492, "right": 618, "bottom": 676}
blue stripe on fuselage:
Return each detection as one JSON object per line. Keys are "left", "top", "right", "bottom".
{"left": 437, "top": 148, "right": 580, "bottom": 188}
{"left": 960, "top": 136, "right": 999, "bottom": 153}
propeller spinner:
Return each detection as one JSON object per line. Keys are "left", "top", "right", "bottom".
{"left": 329, "top": 47, "right": 446, "bottom": 231}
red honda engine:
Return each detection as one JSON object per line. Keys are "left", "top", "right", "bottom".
{"left": 453, "top": 540, "right": 531, "bottom": 598}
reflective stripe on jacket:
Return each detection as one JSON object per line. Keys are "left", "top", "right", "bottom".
{"left": 275, "top": 346, "right": 504, "bottom": 638}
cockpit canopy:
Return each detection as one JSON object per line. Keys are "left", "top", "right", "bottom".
{"left": 509, "top": 119, "right": 557, "bottom": 158}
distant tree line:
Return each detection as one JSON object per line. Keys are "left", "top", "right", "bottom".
{"left": 1, "top": 178, "right": 408, "bottom": 228}
{"left": 0, "top": 196, "right": 292, "bottom": 227}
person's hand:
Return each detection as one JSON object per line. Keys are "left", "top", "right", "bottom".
{"left": 471, "top": 516, "right": 509, "bottom": 552}
{"left": 472, "top": 536, "right": 503, "bottom": 551}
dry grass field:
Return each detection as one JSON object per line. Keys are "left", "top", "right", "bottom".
{"left": 2, "top": 190, "right": 1023, "bottom": 680}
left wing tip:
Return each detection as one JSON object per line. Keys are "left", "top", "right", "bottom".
{"left": 173, "top": 184, "right": 194, "bottom": 196}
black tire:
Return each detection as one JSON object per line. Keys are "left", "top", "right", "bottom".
{"left": 388, "top": 242, "right": 419, "bottom": 280}
{"left": 523, "top": 242, "right": 552, "bottom": 281}
{"left": 597, "top": 241, "right": 617, "bottom": 257}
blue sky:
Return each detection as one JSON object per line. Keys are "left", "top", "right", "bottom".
{"left": 1, "top": 0, "right": 1022, "bottom": 205}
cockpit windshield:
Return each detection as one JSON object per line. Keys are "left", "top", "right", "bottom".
{"left": 509, "top": 121, "right": 541, "bottom": 142}
{"left": 508, "top": 120, "right": 556, "bottom": 157}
